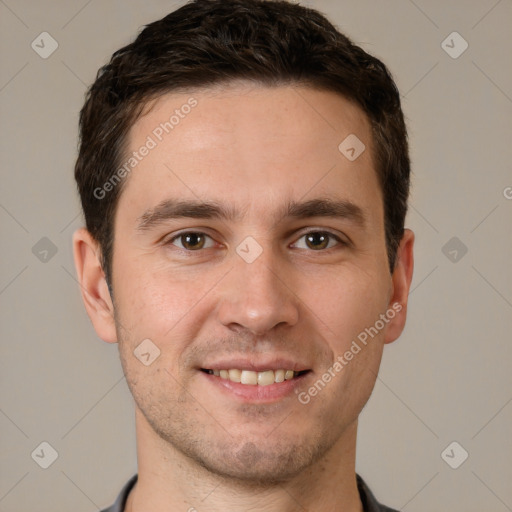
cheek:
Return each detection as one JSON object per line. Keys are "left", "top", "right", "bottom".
{"left": 306, "top": 265, "right": 391, "bottom": 349}
{"left": 113, "top": 270, "right": 202, "bottom": 397}
{"left": 112, "top": 256, "right": 220, "bottom": 355}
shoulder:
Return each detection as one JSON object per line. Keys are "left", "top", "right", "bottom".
{"left": 356, "top": 474, "right": 399, "bottom": 512}
{"left": 99, "top": 474, "right": 138, "bottom": 512}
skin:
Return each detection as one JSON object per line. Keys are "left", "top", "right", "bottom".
{"left": 73, "top": 83, "right": 414, "bottom": 512}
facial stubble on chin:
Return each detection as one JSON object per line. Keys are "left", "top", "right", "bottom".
{"left": 136, "top": 395, "right": 338, "bottom": 487}
{"left": 113, "top": 316, "right": 363, "bottom": 487}
{"left": 120, "top": 355, "right": 341, "bottom": 486}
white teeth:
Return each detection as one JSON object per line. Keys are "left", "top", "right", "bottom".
{"left": 228, "top": 369, "right": 241, "bottom": 383}
{"left": 240, "top": 370, "right": 258, "bottom": 385}
{"left": 208, "top": 368, "right": 299, "bottom": 385}
{"left": 274, "top": 369, "right": 285, "bottom": 383}
{"left": 257, "top": 370, "right": 275, "bottom": 386}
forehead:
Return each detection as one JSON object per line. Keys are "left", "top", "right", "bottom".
{"left": 116, "top": 83, "right": 381, "bottom": 226}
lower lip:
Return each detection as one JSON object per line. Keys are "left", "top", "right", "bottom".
{"left": 199, "top": 371, "right": 310, "bottom": 403}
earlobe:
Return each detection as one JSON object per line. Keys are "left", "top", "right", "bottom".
{"left": 384, "top": 228, "right": 415, "bottom": 344}
{"left": 72, "top": 228, "right": 118, "bottom": 343}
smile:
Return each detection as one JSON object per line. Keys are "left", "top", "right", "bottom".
{"left": 201, "top": 368, "right": 309, "bottom": 386}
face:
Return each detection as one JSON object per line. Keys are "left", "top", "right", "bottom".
{"left": 86, "top": 84, "right": 412, "bottom": 483}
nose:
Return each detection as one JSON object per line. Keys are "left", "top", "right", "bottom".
{"left": 216, "top": 247, "right": 300, "bottom": 335}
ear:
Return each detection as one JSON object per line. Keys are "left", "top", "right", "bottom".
{"left": 384, "top": 228, "right": 415, "bottom": 344}
{"left": 72, "top": 228, "right": 117, "bottom": 343}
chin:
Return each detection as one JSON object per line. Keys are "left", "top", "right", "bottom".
{"left": 183, "top": 435, "right": 332, "bottom": 486}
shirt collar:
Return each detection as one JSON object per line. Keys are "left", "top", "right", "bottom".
{"left": 103, "top": 473, "right": 396, "bottom": 512}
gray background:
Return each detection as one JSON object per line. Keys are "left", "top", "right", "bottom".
{"left": 1, "top": 0, "right": 511, "bottom": 511}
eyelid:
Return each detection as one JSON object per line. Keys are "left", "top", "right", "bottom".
{"left": 162, "top": 227, "right": 349, "bottom": 251}
{"left": 290, "top": 228, "right": 349, "bottom": 248}
{"left": 164, "top": 230, "right": 219, "bottom": 250}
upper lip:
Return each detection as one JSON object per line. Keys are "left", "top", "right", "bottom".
{"left": 200, "top": 358, "right": 311, "bottom": 372}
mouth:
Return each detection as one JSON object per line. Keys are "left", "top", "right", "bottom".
{"left": 200, "top": 368, "right": 310, "bottom": 386}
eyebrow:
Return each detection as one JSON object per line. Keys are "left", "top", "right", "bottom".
{"left": 136, "top": 197, "right": 366, "bottom": 232}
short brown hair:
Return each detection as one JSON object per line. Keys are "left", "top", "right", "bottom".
{"left": 75, "top": 0, "right": 410, "bottom": 287}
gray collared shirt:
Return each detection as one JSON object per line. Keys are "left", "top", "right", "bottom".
{"left": 100, "top": 474, "right": 399, "bottom": 511}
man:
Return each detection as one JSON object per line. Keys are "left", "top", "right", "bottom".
{"left": 72, "top": 0, "right": 414, "bottom": 510}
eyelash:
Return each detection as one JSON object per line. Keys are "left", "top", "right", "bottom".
{"left": 165, "top": 230, "right": 346, "bottom": 252}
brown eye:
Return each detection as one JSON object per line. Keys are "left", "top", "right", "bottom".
{"left": 305, "top": 232, "right": 330, "bottom": 250}
{"left": 170, "top": 232, "right": 214, "bottom": 250}
{"left": 292, "top": 231, "right": 342, "bottom": 251}
{"left": 181, "top": 233, "right": 204, "bottom": 250}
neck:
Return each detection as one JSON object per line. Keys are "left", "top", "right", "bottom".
{"left": 126, "top": 409, "right": 363, "bottom": 512}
